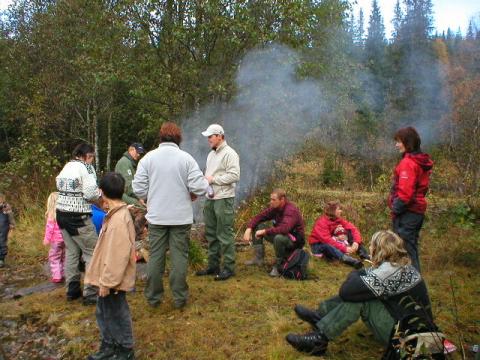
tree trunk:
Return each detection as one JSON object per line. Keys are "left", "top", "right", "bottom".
{"left": 106, "top": 111, "right": 112, "bottom": 171}
{"left": 93, "top": 100, "right": 100, "bottom": 172}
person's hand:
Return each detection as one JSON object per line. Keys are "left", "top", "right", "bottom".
{"left": 255, "top": 229, "right": 266, "bottom": 239}
{"left": 205, "top": 175, "right": 214, "bottom": 184}
{"left": 127, "top": 204, "right": 134, "bottom": 209}
{"left": 139, "top": 199, "right": 146, "bottom": 207}
{"left": 346, "top": 246, "right": 355, "bottom": 254}
{"left": 243, "top": 228, "right": 252, "bottom": 243}
{"left": 351, "top": 242, "right": 359, "bottom": 252}
{"left": 99, "top": 286, "right": 110, "bottom": 297}
{"left": 190, "top": 193, "right": 198, "bottom": 202}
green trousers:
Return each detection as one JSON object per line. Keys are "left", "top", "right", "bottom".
{"left": 252, "top": 223, "right": 295, "bottom": 267}
{"left": 315, "top": 296, "right": 395, "bottom": 345}
{"left": 145, "top": 224, "right": 191, "bottom": 307}
{"left": 204, "top": 198, "right": 235, "bottom": 273}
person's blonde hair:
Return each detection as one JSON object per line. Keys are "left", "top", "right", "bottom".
{"left": 370, "top": 230, "right": 411, "bottom": 267}
{"left": 45, "top": 192, "right": 59, "bottom": 221}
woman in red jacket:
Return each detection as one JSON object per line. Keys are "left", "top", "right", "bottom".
{"left": 388, "top": 127, "right": 433, "bottom": 272}
{"left": 308, "top": 201, "right": 368, "bottom": 269}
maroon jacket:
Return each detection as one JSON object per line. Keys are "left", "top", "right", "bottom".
{"left": 308, "top": 215, "right": 362, "bottom": 253}
{"left": 388, "top": 152, "right": 433, "bottom": 216}
{"left": 248, "top": 201, "right": 305, "bottom": 245}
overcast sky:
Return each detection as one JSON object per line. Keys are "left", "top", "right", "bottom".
{"left": 0, "top": 0, "right": 479, "bottom": 37}
{"left": 354, "top": 0, "right": 480, "bottom": 37}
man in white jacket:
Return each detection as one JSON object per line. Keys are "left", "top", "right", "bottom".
{"left": 196, "top": 124, "right": 240, "bottom": 281}
{"left": 133, "top": 122, "right": 208, "bottom": 308}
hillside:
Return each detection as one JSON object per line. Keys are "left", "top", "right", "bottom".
{"left": 0, "top": 151, "right": 479, "bottom": 360}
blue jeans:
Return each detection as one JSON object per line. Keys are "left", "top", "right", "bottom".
{"left": 311, "top": 243, "right": 344, "bottom": 260}
{"left": 96, "top": 290, "right": 134, "bottom": 348}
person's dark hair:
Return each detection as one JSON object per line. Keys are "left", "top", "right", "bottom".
{"left": 324, "top": 200, "right": 340, "bottom": 219}
{"left": 99, "top": 172, "right": 125, "bottom": 200}
{"left": 72, "top": 143, "right": 95, "bottom": 159}
{"left": 159, "top": 122, "right": 182, "bottom": 145}
{"left": 394, "top": 127, "right": 421, "bottom": 152}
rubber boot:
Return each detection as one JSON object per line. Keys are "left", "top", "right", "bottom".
{"left": 66, "top": 281, "right": 82, "bottom": 301}
{"left": 341, "top": 255, "right": 363, "bottom": 269}
{"left": 245, "top": 244, "right": 265, "bottom": 266}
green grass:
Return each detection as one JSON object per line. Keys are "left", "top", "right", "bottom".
{"left": 1, "top": 153, "right": 479, "bottom": 359}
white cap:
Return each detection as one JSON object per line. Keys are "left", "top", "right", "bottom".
{"left": 202, "top": 124, "right": 224, "bottom": 137}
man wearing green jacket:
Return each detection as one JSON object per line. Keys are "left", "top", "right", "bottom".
{"left": 115, "top": 143, "right": 145, "bottom": 207}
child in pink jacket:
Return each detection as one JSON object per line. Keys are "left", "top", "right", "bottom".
{"left": 44, "top": 192, "right": 65, "bottom": 283}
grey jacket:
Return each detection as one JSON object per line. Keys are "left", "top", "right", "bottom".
{"left": 132, "top": 143, "right": 208, "bottom": 225}
{"left": 205, "top": 141, "right": 240, "bottom": 199}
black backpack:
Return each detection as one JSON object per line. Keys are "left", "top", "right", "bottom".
{"left": 280, "top": 248, "right": 310, "bottom": 280}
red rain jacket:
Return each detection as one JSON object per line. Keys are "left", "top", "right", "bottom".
{"left": 388, "top": 152, "right": 433, "bottom": 216}
{"left": 308, "top": 215, "right": 362, "bottom": 253}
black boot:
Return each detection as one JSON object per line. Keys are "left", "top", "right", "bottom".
{"left": 66, "top": 281, "right": 82, "bottom": 301}
{"left": 357, "top": 244, "right": 371, "bottom": 260}
{"left": 294, "top": 305, "right": 323, "bottom": 327}
{"left": 113, "top": 345, "right": 135, "bottom": 360}
{"left": 341, "top": 255, "right": 363, "bottom": 269}
{"left": 286, "top": 331, "right": 328, "bottom": 356}
{"left": 195, "top": 266, "right": 220, "bottom": 276}
{"left": 87, "top": 341, "right": 116, "bottom": 360}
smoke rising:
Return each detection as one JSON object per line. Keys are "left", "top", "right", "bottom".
{"left": 182, "top": 44, "right": 328, "bottom": 201}
{"left": 181, "top": 39, "right": 449, "bottom": 208}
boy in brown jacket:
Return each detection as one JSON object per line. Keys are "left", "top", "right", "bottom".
{"left": 85, "top": 172, "right": 136, "bottom": 360}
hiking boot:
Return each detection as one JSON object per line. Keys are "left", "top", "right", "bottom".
{"left": 245, "top": 245, "right": 264, "bottom": 266}
{"left": 269, "top": 266, "right": 280, "bottom": 277}
{"left": 66, "top": 281, "right": 82, "bottom": 301}
{"left": 357, "top": 245, "right": 371, "bottom": 260}
{"left": 214, "top": 269, "right": 234, "bottom": 281}
{"left": 294, "top": 305, "right": 323, "bottom": 327}
{"left": 286, "top": 331, "right": 328, "bottom": 356}
{"left": 113, "top": 345, "right": 135, "bottom": 360}
{"left": 0, "top": 259, "right": 4, "bottom": 268}
{"left": 87, "top": 341, "right": 116, "bottom": 360}
{"left": 341, "top": 255, "right": 363, "bottom": 269}
{"left": 195, "top": 267, "right": 220, "bottom": 276}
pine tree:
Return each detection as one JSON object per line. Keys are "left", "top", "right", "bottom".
{"left": 357, "top": 8, "right": 365, "bottom": 45}
{"left": 466, "top": 20, "right": 474, "bottom": 40}
{"left": 391, "top": 0, "right": 403, "bottom": 41}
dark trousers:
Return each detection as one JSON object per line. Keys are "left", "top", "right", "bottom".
{"left": 96, "top": 290, "right": 134, "bottom": 348}
{"left": 0, "top": 223, "right": 9, "bottom": 260}
{"left": 311, "top": 243, "right": 344, "bottom": 260}
{"left": 393, "top": 212, "right": 424, "bottom": 272}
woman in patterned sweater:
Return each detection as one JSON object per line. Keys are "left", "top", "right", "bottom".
{"left": 56, "top": 143, "right": 101, "bottom": 305}
{"left": 286, "top": 230, "right": 444, "bottom": 358}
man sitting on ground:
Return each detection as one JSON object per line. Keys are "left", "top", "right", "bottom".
{"left": 243, "top": 188, "right": 305, "bottom": 277}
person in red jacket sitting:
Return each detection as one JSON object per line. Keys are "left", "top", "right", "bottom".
{"left": 388, "top": 127, "right": 433, "bottom": 272}
{"left": 308, "top": 201, "right": 368, "bottom": 269}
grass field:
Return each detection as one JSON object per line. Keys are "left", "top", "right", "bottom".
{"left": 0, "top": 153, "right": 479, "bottom": 359}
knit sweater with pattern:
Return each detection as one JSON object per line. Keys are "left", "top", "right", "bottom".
{"left": 56, "top": 160, "right": 100, "bottom": 214}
